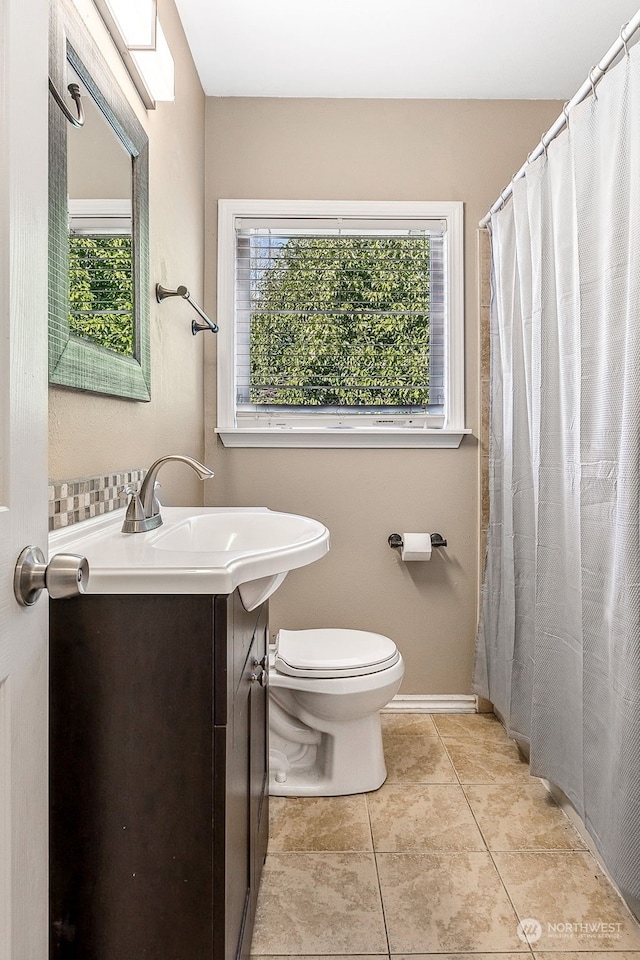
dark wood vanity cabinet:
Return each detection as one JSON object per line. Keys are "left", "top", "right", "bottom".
{"left": 49, "top": 591, "right": 269, "bottom": 960}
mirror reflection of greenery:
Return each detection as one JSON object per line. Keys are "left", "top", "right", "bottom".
{"left": 68, "top": 235, "right": 134, "bottom": 355}
{"left": 249, "top": 236, "right": 432, "bottom": 407}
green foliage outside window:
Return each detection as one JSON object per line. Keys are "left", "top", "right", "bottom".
{"left": 249, "top": 235, "right": 432, "bottom": 407}
{"left": 68, "top": 235, "right": 134, "bottom": 356}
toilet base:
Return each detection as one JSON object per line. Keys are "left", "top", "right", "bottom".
{"left": 269, "top": 711, "right": 387, "bottom": 797}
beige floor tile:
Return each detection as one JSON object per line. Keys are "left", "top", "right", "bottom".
{"left": 433, "top": 713, "right": 508, "bottom": 741}
{"left": 251, "top": 853, "right": 388, "bottom": 955}
{"left": 464, "top": 783, "right": 587, "bottom": 851}
{"left": 535, "top": 954, "right": 640, "bottom": 959}
{"left": 443, "top": 737, "right": 533, "bottom": 784}
{"left": 493, "top": 851, "right": 640, "bottom": 950}
{"left": 376, "top": 852, "right": 528, "bottom": 953}
{"left": 380, "top": 712, "right": 438, "bottom": 736}
{"left": 383, "top": 734, "right": 458, "bottom": 783}
{"left": 269, "top": 795, "right": 373, "bottom": 852}
{"left": 392, "top": 955, "right": 528, "bottom": 960}
{"left": 367, "top": 783, "right": 486, "bottom": 852}
{"left": 254, "top": 956, "right": 387, "bottom": 960}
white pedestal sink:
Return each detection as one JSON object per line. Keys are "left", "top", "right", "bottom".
{"left": 49, "top": 506, "right": 330, "bottom": 608}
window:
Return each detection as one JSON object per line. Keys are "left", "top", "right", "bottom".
{"left": 216, "top": 200, "right": 467, "bottom": 447}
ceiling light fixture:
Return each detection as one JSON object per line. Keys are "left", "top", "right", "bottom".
{"left": 93, "top": 0, "right": 175, "bottom": 107}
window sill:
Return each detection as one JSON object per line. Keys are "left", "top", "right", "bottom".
{"left": 216, "top": 428, "right": 471, "bottom": 449}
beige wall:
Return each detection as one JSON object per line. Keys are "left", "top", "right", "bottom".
{"left": 67, "top": 69, "right": 131, "bottom": 200}
{"left": 48, "top": 0, "right": 207, "bottom": 507}
{"left": 203, "top": 97, "right": 560, "bottom": 694}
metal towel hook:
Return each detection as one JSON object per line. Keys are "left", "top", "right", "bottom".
{"left": 156, "top": 283, "right": 219, "bottom": 335}
{"left": 48, "top": 79, "right": 85, "bottom": 127}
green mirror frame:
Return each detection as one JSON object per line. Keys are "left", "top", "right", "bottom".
{"left": 49, "top": 0, "right": 151, "bottom": 401}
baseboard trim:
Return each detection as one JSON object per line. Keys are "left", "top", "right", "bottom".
{"left": 382, "top": 694, "right": 478, "bottom": 714}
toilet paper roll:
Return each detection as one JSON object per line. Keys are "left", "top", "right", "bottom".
{"left": 401, "top": 533, "right": 432, "bottom": 562}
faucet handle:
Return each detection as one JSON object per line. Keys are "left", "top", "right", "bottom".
{"left": 122, "top": 486, "right": 145, "bottom": 532}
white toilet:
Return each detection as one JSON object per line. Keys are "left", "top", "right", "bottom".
{"left": 268, "top": 627, "right": 405, "bottom": 797}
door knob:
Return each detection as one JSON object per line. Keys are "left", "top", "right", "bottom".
{"left": 250, "top": 667, "right": 268, "bottom": 688}
{"left": 14, "top": 546, "right": 90, "bottom": 607}
{"left": 251, "top": 653, "right": 268, "bottom": 686}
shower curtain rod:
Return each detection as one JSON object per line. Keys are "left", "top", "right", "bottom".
{"left": 479, "top": 7, "right": 640, "bottom": 228}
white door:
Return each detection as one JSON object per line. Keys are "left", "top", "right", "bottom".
{"left": 0, "top": 0, "right": 50, "bottom": 956}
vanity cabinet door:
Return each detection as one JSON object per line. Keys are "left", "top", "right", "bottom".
{"left": 49, "top": 594, "right": 216, "bottom": 960}
{"left": 224, "top": 595, "right": 269, "bottom": 960}
{"left": 250, "top": 603, "right": 269, "bottom": 897}
{"left": 221, "top": 637, "right": 251, "bottom": 960}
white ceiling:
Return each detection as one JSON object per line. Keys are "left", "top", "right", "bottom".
{"left": 173, "top": 0, "right": 640, "bottom": 100}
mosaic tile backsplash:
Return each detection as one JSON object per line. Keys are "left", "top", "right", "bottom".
{"left": 49, "top": 469, "right": 146, "bottom": 531}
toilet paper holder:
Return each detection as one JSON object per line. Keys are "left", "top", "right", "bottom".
{"left": 388, "top": 532, "right": 447, "bottom": 550}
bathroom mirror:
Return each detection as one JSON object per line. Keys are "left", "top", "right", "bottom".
{"left": 49, "top": 0, "right": 151, "bottom": 400}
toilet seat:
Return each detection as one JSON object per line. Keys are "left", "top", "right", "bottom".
{"left": 275, "top": 628, "right": 400, "bottom": 679}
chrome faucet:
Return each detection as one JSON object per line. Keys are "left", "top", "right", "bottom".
{"left": 122, "top": 455, "right": 215, "bottom": 533}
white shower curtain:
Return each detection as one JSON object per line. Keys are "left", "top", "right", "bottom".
{"left": 475, "top": 42, "right": 640, "bottom": 914}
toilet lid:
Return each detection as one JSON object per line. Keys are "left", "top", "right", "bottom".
{"left": 275, "top": 628, "right": 400, "bottom": 679}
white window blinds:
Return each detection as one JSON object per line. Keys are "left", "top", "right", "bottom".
{"left": 67, "top": 200, "right": 134, "bottom": 357}
{"left": 234, "top": 218, "right": 447, "bottom": 415}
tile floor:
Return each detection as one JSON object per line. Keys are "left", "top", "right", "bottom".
{"left": 251, "top": 712, "right": 640, "bottom": 959}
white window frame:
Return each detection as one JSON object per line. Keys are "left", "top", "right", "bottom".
{"left": 68, "top": 198, "right": 132, "bottom": 235}
{"left": 216, "top": 199, "right": 469, "bottom": 448}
